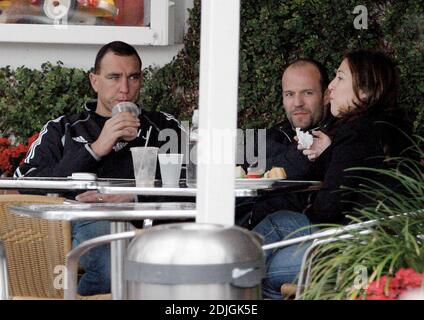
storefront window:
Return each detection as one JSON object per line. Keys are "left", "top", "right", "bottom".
{"left": 0, "top": 0, "right": 146, "bottom": 26}
{"left": 0, "top": 0, "right": 173, "bottom": 45}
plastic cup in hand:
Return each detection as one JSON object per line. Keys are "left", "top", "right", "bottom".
{"left": 131, "top": 147, "right": 158, "bottom": 187}
{"left": 158, "top": 153, "right": 183, "bottom": 187}
{"left": 112, "top": 102, "right": 140, "bottom": 117}
{"left": 112, "top": 102, "right": 140, "bottom": 142}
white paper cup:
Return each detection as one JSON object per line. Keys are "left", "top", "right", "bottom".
{"left": 158, "top": 154, "right": 183, "bottom": 187}
{"left": 131, "top": 147, "right": 159, "bottom": 186}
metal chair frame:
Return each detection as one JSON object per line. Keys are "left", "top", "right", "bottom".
{"left": 261, "top": 219, "right": 378, "bottom": 299}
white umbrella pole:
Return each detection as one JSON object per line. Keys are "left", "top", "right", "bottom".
{"left": 196, "top": 0, "right": 241, "bottom": 225}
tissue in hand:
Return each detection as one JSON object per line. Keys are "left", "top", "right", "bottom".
{"left": 296, "top": 128, "right": 314, "bottom": 149}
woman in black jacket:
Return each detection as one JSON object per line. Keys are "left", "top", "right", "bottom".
{"left": 253, "top": 50, "right": 403, "bottom": 299}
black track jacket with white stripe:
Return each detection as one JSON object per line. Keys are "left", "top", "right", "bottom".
{"left": 14, "top": 101, "right": 186, "bottom": 180}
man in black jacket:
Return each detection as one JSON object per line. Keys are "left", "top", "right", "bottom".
{"left": 243, "top": 59, "right": 334, "bottom": 228}
{"left": 14, "top": 41, "right": 185, "bottom": 296}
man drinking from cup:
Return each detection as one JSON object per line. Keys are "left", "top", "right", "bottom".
{"left": 15, "top": 41, "right": 185, "bottom": 296}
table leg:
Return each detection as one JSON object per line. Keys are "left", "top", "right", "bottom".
{"left": 110, "top": 221, "right": 131, "bottom": 300}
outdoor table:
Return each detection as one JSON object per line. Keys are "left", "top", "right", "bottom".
{"left": 0, "top": 176, "right": 321, "bottom": 197}
{"left": 98, "top": 179, "right": 322, "bottom": 197}
{"left": 9, "top": 202, "right": 196, "bottom": 300}
{"left": 0, "top": 176, "right": 133, "bottom": 192}
{"left": 2, "top": 176, "right": 320, "bottom": 299}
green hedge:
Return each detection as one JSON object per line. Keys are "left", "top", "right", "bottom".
{"left": 142, "top": 0, "right": 423, "bottom": 134}
{"left": 1, "top": 0, "right": 423, "bottom": 142}
{"left": 0, "top": 62, "right": 93, "bottom": 141}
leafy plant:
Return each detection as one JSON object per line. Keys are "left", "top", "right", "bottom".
{"left": 300, "top": 140, "right": 424, "bottom": 300}
{"left": 0, "top": 62, "right": 93, "bottom": 142}
{"left": 0, "top": 0, "right": 422, "bottom": 140}
{"left": 141, "top": 0, "right": 423, "bottom": 135}
{"left": 141, "top": 0, "right": 201, "bottom": 122}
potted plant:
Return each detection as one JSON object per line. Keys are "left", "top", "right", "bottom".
{"left": 300, "top": 139, "right": 424, "bottom": 300}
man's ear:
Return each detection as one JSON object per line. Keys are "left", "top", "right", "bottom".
{"left": 89, "top": 72, "right": 98, "bottom": 93}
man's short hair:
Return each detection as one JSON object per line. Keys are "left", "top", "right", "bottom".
{"left": 283, "top": 58, "right": 329, "bottom": 93}
{"left": 94, "top": 41, "right": 142, "bottom": 74}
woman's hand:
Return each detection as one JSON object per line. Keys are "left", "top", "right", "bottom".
{"left": 297, "top": 130, "right": 332, "bottom": 161}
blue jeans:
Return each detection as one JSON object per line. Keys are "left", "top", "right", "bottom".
{"left": 71, "top": 220, "right": 111, "bottom": 296}
{"left": 252, "top": 210, "right": 319, "bottom": 299}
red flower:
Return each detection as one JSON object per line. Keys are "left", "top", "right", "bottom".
{"left": 0, "top": 133, "right": 39, "bottom": 176}
{"left": 394, "top": 268, "right": 423, "bottom": 289}
{"left": 362, "top": 268, "right": 424, "bottom": 300}
{"left": 0, "top": 137, "right": 10, "bottom": 147}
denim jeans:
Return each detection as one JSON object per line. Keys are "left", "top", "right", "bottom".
{"left": 252, "top": 210, "right": 319, "bottom": 299}
{"left": 71, "top": 220, "right": 111, "bottom": 296}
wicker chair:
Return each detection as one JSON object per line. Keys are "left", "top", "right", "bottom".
{"left": 0, "top": 194, "right": 110, "bottom": 300}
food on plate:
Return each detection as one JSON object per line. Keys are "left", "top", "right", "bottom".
{"left": 236, "top": 166, "right": 281, "bottom": 179}
{"left": 264, "top": 167, "right": 287, "bottom": 179}
{"left": 246, "top": 166, "right": 265, "bottom": 179}
{"left": 235, "top": 166, "right": 247, "bottom": 178}
{"left": 246, "top": 171, "right": 263, "bottom": 179}
{"left": 295, "top": 127, "right": 314, "bottom": 149}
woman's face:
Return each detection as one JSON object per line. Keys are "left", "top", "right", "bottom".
{"left": 328, "top": 59, "right": 360, "bottom": 117}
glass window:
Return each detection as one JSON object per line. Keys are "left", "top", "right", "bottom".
{"left": 0, "top": 0, "right": 146, "bottom": 26}
{"left": 0, "top": 0, "right": 172, "bottom": 45}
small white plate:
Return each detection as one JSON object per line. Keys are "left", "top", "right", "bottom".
{"left": 235, "top": 178, "right": 281, "bottom": 189}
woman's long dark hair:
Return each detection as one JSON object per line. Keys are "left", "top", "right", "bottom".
{"left": 337, "top": 50, "right": 412, "bottom": 158}
{"left": 342, "top": 49, "right": 399, "bottom": 119}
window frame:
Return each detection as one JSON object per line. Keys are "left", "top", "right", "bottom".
{"left": 0, "top": 0, "right": 173, "bottom": 45}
